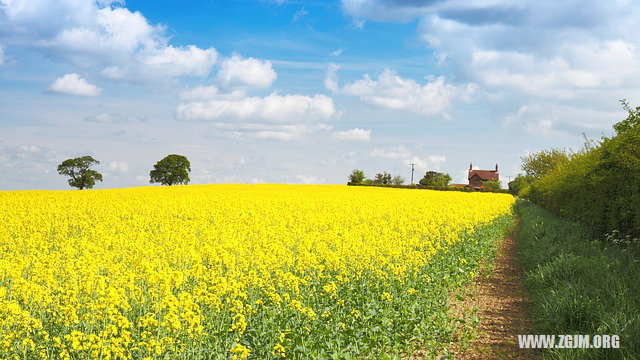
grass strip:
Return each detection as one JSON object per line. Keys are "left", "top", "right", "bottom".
{"left": 515, "top": 199, "right": 640, "bottom": 359}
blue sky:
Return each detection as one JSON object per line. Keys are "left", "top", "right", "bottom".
{"left": 1, "top": 0, "right": 639, "bottom": 189}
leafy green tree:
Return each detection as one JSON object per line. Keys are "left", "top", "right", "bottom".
{"left": 482, "top": 180, "right": 502, "bottom": 190}
{"left": 150, "top": 154, "right": 191, "bottom": 186}
{"left": 392, "top": 175, "right": 405, "bottom": 185}
{"left": 419, "top": 171, "right": 452, "bottom": 186}
{"left": 508, "top": 174, "right": 532, "bottom": 195}
{"left": 614, "top": 99, "right": 640, "bottom": 134}
{"left": 348, "top": 169, "right": 366, "bottom": 184}
{"left": 521, "top": 149, "right": 570, "bottom": 179}
{"left": 57, "top": 156, "right": 103, "bottom": 190}
{"left": 373, "top": 172, "right": 392, "bottom": 185}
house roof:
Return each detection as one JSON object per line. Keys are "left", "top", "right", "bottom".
{"left": 468, "top": 170, "right": 499, "bottom": 181}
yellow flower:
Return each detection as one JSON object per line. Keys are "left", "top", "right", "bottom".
{"left": 0, "top": 184, "right": 513, "bottom": 357}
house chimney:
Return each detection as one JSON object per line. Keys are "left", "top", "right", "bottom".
{"left": 495, "top": 163, "right": 499, "bottom": 172}
{"left": 469, "top": 163, "right": 473, "bottom": 171}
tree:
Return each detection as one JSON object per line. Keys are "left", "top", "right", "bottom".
{"left": 391, "top": 175, "right": 405, "bottom": 185}
{"left": 508, "top": 174, "right": 532, "bottom": 195}
{"left": 418, "top": 171, "right": 452, "bottom": 186}
{"left": 348, "top": 169, "right": 366, "bottom": 184}
{"left": 614, "top": 99, "right": 640, "bottom": 135}
{"left": 482, "top": 180, "right": 502, "bottom": 190}
{"left": 373, "top": 172, "right": 392, "bottom": 185}
{"left": 57, "top": 156, "right": 103, "bottom": 190}
{"left": 521, "top": 149, "right": 570, "bottom": 179}
{"left": 150, "top": 154, "right": 191, "bottom": 185}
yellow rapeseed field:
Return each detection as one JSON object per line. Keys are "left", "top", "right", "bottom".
{"left": 0, "top": 184, "right": 514, "bottom": 359}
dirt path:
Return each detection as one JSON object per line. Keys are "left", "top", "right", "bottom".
{"left": 457, "top": 218, "right": 538, "bottom": 359}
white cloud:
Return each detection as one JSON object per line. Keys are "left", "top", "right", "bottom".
{"left": 341, "top": 0, "right": 431, "bottom": 23}
{"left": 176, "top": 91, "right": 336, "bottom": 122}
{"left": 177, "top": 85, "right": 337, "bottom": 140}
{"left": 324, "top": 63, "right": 340, "bottom": 93}
{"left": 47, "top": 73, "right": 102, "bottom": 96}
{"left": 330, "top": 48, "right": 345, "bottom": 57}
{"left": 217, "top": 53, "right": 277, "bottom": 89}
{"left": 108, "top": 161, "right": 128, "bottom": 172}
{"left": 328, "top": 67, "right": 475, "bottom": 116}
{"left": 0, "top": 45, "right": 4, "bottom": 64}
{"left": 468, "top": 41, "right": 640, "bottom": 99}
{"left": 296, "top": 175, "right": 324, "bottom": 184}
{"left": 503, "top": 103, "right": 619, "bottom": 136}
{"left": 211, "top": 123, "right": 332, "bottom": 141}
{"left": 101, "top": 45, "right": 217, "bottom": 83}
{"left": 84, "top": 111, "right": 146, "bottom": 123}
{"left": 369, "top": 145, "right": 446, "bottom": 170}
{"left": 339, "top": 1, "right": 640, "bottom": 133}
{"left": 0, "top": 1, "right": 217, "bottom": 83}
{"left": 332, "top": 128, "right": 371, "bottom": 141}
{"left": 292, "top": 7, "right": 308, "bottom": 23}
{"left": 178, "top": 86, "right": 246, "bottom": 102}
{"left": 0, "top": 143, "right": 68, "bottom": 189}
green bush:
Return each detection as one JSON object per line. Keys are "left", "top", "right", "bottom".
{"left": 521, "top": 102, "right": 640, "bottom": 240}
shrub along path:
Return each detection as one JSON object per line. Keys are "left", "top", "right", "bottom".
{"left": 455, "top": 218, "right": 538, "bottom": 359}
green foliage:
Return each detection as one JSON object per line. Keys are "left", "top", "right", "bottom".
{"left": 614, "top": 99, "right": 640, "bottom": 134}
{"left": 348, "top": 169, "right": 366, "bottom": 184}
{"left": 521, "top": 148, "right": 570, "bottom": 180}
{"left": 418, "top": 171, "right": 452, "bottom": 187}
{"left": 515, "top": 200, "right": 640, "bottom": 359}
{"left": 244, "top": 214, "right": 513, "bottom": 358}
{"left": 149, "top": 154, "right": 191, "bottom": 186}
{"left": 373, "top": 171, "right": 392, "bottom": 185}
{"left": 507, "top": 174, "right": 531, "bottom": 196}
{"left": 521, "top": 100, "right": 640, "bottom": 240}
{"left": 57, "top": 156, "right": 103, "bottom": 190}
{"left": 391, "top": 175, "right": 405, "bottom": 185}
{"left": 481, "top": 180, "right": 502, "bottom": 190}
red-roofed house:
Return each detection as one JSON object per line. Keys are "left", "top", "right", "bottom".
{"left": 468, "top": 163, "right": 499, "bottom": 188}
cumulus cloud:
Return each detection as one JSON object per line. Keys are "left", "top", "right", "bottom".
{"left": 332, "top": 128, "right": 371, "bottom": 141}
{"left": 84, "top": 111, "right": 147, "bottom": 123}
{"left": 341, "top": 0, "right": 435, "bottom": 23}
{"left": 216, "top": 53, "right": 277, "bottom": 89}
{"left": 370, "top": 145, "right": 446, "bottom": 170}
{"left": 176, "top": 91, "right": 336, "bottom": 122}
{"left": 108, "top": 161, "right": 128, "bottom": 172}
{"left": 102, "top": 45, "right": 218, "bottom": 82}
{"left": 0, "top": 1, "right": 217, "bottom": 83}
{"left": 295, "top": 175, "right": 324, "bottom": 184}
{"left": 176, "top": 84, "right": 337, "bottom": 140}
{"left": 339, "top": 1, "right": 640, "bottom": 133}
{"left": 179, "top": 86, "right": 247, "bottom": 102}
{"left": 0, "top": 143, "right": 68, "bottom": 189}
{"left": 210, "top": 123, "right": 332, "bottom": 141}
{"left": 503, "top": 103, "right": 619, "bottom": 135}
{"left": 327, "top": 66, "right": 475, "bottom": 116}
{"left": 47, "top": 73, "right": 102, "bottom": 96}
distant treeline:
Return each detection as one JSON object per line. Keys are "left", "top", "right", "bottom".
{"left": 348, "top": 169, "right": 507, "bottom": 193}
{"left": 510, "top": 100, "right": 640, "bottom": 241}
{"left": 347, "top": 182, "right": 510, "bottom": 194}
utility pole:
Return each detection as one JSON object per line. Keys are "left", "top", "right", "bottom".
{"left": 410, "top": 163, "right": 416, "bottom": 184}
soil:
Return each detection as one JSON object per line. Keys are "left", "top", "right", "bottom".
{"left": 455, "top": 218, "right": 538, "bottom": 359}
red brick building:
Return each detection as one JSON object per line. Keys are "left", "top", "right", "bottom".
{"left": 468, "top": 163, "right": 499, "bottom": 188}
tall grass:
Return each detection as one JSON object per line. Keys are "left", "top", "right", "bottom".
{"left": 515, "top": 200, "right": 640, "bottom": 359}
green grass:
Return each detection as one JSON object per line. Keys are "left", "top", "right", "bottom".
{"left": 515, "top": 199, "right": 640, "bottom": 359}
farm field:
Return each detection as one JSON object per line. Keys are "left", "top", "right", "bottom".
{"left": 0, "top": 185, "right": 514, "bottom": 359}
